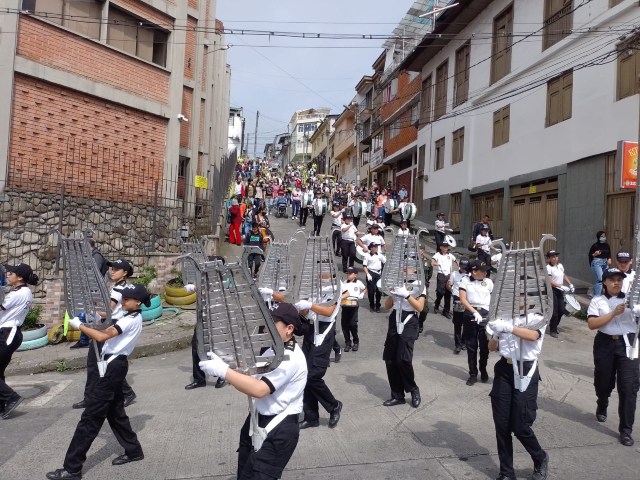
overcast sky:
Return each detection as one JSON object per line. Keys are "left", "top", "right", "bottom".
{"left": 217, "top": 0, "right": 415, "bottom": 156}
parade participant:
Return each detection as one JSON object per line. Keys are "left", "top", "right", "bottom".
{"left": 376, "top": 189, "right": 387, "bottom": 220}
{"left": 340, "top": 213, "right": 358, "bottom": 273}
{"left": 291, "top": 185, "right": 302, "bottom": 220}
{"left": 254, "top": 182, "right": 263, "bottom": 210}
{"left": 545, "top": 250, "right": 574, "bottom": 338}
{"left": 588, "top": 230, "right": 611, "bottom": 296}
{"left": 47, "top": 284, "right": 149, "bottom": 480}
{"left": 434, "top": 212, "right": 453, "bottom": 248}
{"left": 264, "top": 182, "right": 274, "bottom": 215}
{"left": 341, "top": 267, "right": 366, "bottom": 352}
{"left": 71, "top": 260, "right": 137, "bottom": 410}
{"left": 397, "top": 219, "right": 410, "bottom": 237}
{"left": 417, "top": 245, "right": 433, "bottom": 335}
{"left": 487, "top": 313, "right": 549, "bottom": 480}
{"left": 311, "top": 191, "right": 326, "bottom": 237}
{"left": 397, "top": 197, "right": 412, "bottom": 230}
{"left": 299, "top": 186, "right": 313, "bottom": 227}
{"left": 0, "top": 263, "right": 38, "bottom": 419}
{"left": 358, "top": 223, "right": 385, "bottom": 254}
{"left": 228, "top": 199, "right": 243, "bottom": 246}
{"left": 199, "top": 302, "right": 308, "bottom": 480}
{"left": 472, "top": 214, "right": 493, "bottom": 242}
{"left": 245, "top": 223, "right": 266, "bottom": 280}
{"left": 451, "top": 258, "right": 470, "bottom": 354}
{"left": 587, "top": 267, "right": 639, "bottom": 447}
{"left": 363, "top": 243, "right": 386, "bottom": 313}
{"left": 382, "top": 282, "right": 425, "bottom": 408}
{"left": 615, "top": 250, "right": 635, "bottom": 294}
{"left": 475, "top": 224, "right": 492, "bottom": 270}
{"left": 459, "top": 260, "right": 493, "bottom": 386}
{"left": 432, "top": 242, "right": 458, "bottom": 319}
{"left": 330, "top": 201, "right": 344, "bottom": 256}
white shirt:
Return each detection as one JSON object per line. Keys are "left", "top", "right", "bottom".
{"left": 363, "top": 252, "right": 386, "bottom": 273}
{"left": 393, "top": 286, "right": 427, "bottom": 312}
{"left": 451, "top": 270, "right": 468, "bottom": 297}
{"left": 398, "top": 188, "right": 408, "bottom": 200}
{"left": 341, "top": 223, "right": 358, "bottom": 241}
{"left": 459, "top": 276, "right": 493, "bottom": 309}
{"left": 330, "top": 209, "right": 343, "bottom": 227}
{"left": 498, "top": 314, "right": 545, "bottom": 361}
{"left": 546, "top": 263, "right": 565, "bottom": 290}
{"left": 587, "top": 294, "right": 637, "bottom": 336}
{"left": 360, "top": 233, "right": 385, "bottom": 249}
{"left": 435, "top": 219, "right": 447, "bottom": 233}
{"left": 475, "top": 234, "right": 491, "bottom": 253}
{"left": 110, "top": 281, "right": 127, "bottom": 321}
{"left": 255, "top": 341, "right": 307, "bottom": 416}
{"left": 102, "top": 310, "right": 143, "bottom": 356}
{"left": 433, "top": 252, "right": 457, "bottom": 275}
{"left": 0, "top": 286, "right": 33, "bottom": 328}
{"left": 397, "top": 227, "right": 410, "bottom": 237}
{"left": 234, "top": 182, "right": 243, "bottom": 196}
{"left": 622, "top": 269, "right": 635, "bottom": 295}
{"left": 343, "top": 280, "right": 366, "bottom": 299}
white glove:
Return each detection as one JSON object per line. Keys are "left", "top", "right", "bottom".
{"left": 472, "top": 311, "right": 484, "bottom": 323}
{"left": 184, "top": 284, "right": 196, "bottom": 293}
{"left": 632, "top": 305, "right": 640, "bottom": 316}
{"left": 199, "top": 352, "right": 229, "bottom": 378}
{"left": 569, "top": 284, "right": 575, "bottom": 293}
{"left": 294, "top": 300, "right": 313, "bottom": 312}
{"left": 366, "top": 273, "right": 372, "bottom": 282}
{"left": 68, "top": 317, "right": 82, "bottom": 330}
{"left": 488, "top": 319, "right": 513, "bottom": 334}
{"left": 259, "top": 287, "right": 274, "bottom": 296}
{"left": 393, "top": 286, "right": 410, "bottom": 298}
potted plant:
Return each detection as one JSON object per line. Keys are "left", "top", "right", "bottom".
{"left": 132, "top": 266, "right": 163, "bottom": 321}
{"left": 18, "top": 304, "right": 49, "bottom": 351}
{"left": 164, "top": 267, "right": 196, "bottom": 305}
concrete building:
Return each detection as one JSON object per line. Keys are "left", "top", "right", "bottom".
{"left": 331, "top": 106, "right": 358, "bottom": 183}
{"left": 0, "top": 0, "right": 230, "bottom": 205}
{"left": 272, "top": 132, "right": 290, "bottom": 168}
{"left": 228, "top": 105, "right": 244, "bottom": 157}
{"left": 355, "top": 75, "right": 374, "bottom": 187}
{"left": 287, "top": 107, "right": 331, "bottom": 165}
{"left": 310, "top": 115, "right": 337, "bottom": 175}
{"left": 399, "top": 0, "right": 639, "bottom": 283}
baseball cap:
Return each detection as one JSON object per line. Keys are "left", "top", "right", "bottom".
{"left": 617, "top": 251, "right": 632, "bottom": 261}
{"left": 545, "top": 250, "right": 560, "bottom": 257}
{"left": 344, "top": 213, "right": 353, "bottom": 219}
{"left": 346, "top": 266, "right": 358, "bottom": 274}
{"left": 437, "top": 212, "right": 445, "bottom": 216}
{"left": 5, "top": 263, "right": 39, "bottom": 285}
{"left": 270, "top": 302, "right": 303, "bottom": 333}
{"left": 481, "top": 224, "right": 490, "bottom": 230}
{"left": 110, "top": 259, "right": 134, "bottom": 277}
{"left": 459, "top": 258, "right": 470, "bottom": 267}
{"left": 370, "top": 223, "right": 380, "bottom": 229}
{"left": 602, "top": 267, "right": 626, "bottom": 280}
{"left": 368, "top": 242, "right": 379, "bottom": 249}
{"left": 439, "top": 242, "right": 450, "bottom": 247}
{"left": 115, "top": 284, "right": 151, "bottom": 307}
{"left": 469, "top": 260, "right": 491, "bottom": 271}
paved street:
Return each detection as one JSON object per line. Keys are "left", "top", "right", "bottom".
{"left": 3, "top": 213, "right": 640, "bottom": 480}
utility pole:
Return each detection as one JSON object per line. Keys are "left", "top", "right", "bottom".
{"left": 253, "top": 110, "right": 259, "bottom": 160}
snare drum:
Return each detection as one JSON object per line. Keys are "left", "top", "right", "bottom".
{"left": 444, "top": 234, "right": 457, "bottom": 248}
{"left": 385, "top": 199, "right": 398, "bottom": 212}
{"left": 352, "top": 200, "right": 369, "bottom": 218}
{"left": 401, "top": 203, "right": 417, "bottom": 221}
{"left": 314, "top": 199, "right": 327, "bottom": 216}
{"left": 564, "top": 294, "right": 580, "bottom": 314}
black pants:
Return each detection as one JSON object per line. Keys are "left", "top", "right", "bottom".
{"left": 491, "top": 357, "right": 545, "bottom": 478}
{"left": 247, "top": 253, "right": 263, "bottom": 276}
{"left": 435, "top": 273, "right": 451, "bottom": 313}
{"left": 191, "top": 329, "right": 206, "bottom": 384}
{"left": 64, "top": 356, "right": 143, "bottom": 473}
{"left": 434, "top": 231, "right": 445, "bottom": 248}
{"left": 384, "top": 212, "right": 393, "bottom": 228}
{"left": 299, "top": 207, "right": 310, "bottom": 226}
{"left": 0, "top": 327, "right": 22, "bottom": 403}
{"left": 477, "top": 249, "right": 491, "bottom": 278}
{"left": 463, "top": 313, "right": 489, "bottom": 376}
{"left": 353, "top": 216, "right": 361, "bottom": 228}
{"left": 452, "top": 297, "right": 464, "bottom": 348}
{"left": 341, "top": 240, "right": 356, "bottom": 272}
{"left": 366, "top": 271, "right": 382, "bottom": 309}
{"left": 331, "top": 228, "right": 342, "bottom": 255}
{"left": 341, "top": 306, "right": 359, "bottom": 346}
{"left": 84, "top": 340, "right": 134, "bottom": 402}
{"left": 383, "top": 311, "right": 419, "bottom": 399}
{"left": 549, "top": 287, "right": 565, "bottom": 333}
{"left": 237, "top": 414, "right": 300, "bottom": 480}
{"left": 313, "top": 214, "right": 324, "bottom": 236}
{"left": 593, "top": 332, "right": 639, "bottom": 435}
{"left": 302, "top": 324, "right": 339, "bottom": 422}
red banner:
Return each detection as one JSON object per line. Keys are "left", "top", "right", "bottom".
{"left": 617, "top": 141, "right": 638, "bottom": 189}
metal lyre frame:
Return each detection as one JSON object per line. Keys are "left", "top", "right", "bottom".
{"left": 379, "top": 228, "right": 429, "bottom": 296}
{"left": 183, "top": 254, "right": 284, "bottom": 375}
{"left": 256, "top": 237, "right": 296, "bottom": 297}
{"left": 488, "top": 234, "right": 555, "bottom": 391}
{"left": 625, "top": 180, "right": 640, "bottom": 359}
{"left": 178, "top": 240, "right": 207, "bottom": 286}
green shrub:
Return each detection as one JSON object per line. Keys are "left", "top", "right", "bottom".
{"left": 132, "top": 265, "right": 157, "bottom": 288}
{"left": 23, "top": 304, "right": 44, "bottom": 330}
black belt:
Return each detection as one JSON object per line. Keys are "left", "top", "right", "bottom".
{"left": 368, "top": 269, "right": 381, "bottom": 274}
{"left": 0, "top": 326, "right": 21, "bottom": 330}
{"left": 597, "top": 331, "right": 635, "bottom": 341}
{"left": 500, "top": 356, "right": 536, "bottom": 367}
{"left": 342, "top": 239, "right": 355, "bottom": 242}
{"left": 257, "top": 413, "right": 299, "bottom": 428}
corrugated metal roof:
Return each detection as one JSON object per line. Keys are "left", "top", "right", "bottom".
{"left": 382, "top": 0, "right": 438, "bottom": 52}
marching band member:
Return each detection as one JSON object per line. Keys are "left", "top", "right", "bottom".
{"left": 487, "top": 313, "right": 549, "bottom": 480}
{"left": 475, "top": 224, "right": 492, "bottom": 273}
{"left": 0, "top": 263, "right": 38, "bottom": 419}
{"left": 245, "top": 222, "right": 266, "bottom": 280}
{"left": 199, "top": 302, "right": 308, "bottom": 480}
{"left": 587, "top": 267, "right": 639, "bottom": 447}
{"left": 382, "top": 282, "right": 426, "bottom": 408}
{"left": 397, "top": 219, "right": 410, "bottom": 237}
{"left": 450, "top": 258, "right": 470, "bottom": 354}
{"left": 545, "top": 250, "right": 574, "bottom": 339}
{"left": 459, "top": 260, "right": 493, "bottom": 386}
{"left": 311, "top": 191, "right": 326, "bottom": 237}
{"left": 358, "top": 223, "right": 385, "bottom": 254}
{"left": 417, "top": 245, "right": 433, "bottom": 335}
{"left": 340, "top": 213, "right": 358, "bottom": 273}
{"left": 341, "top": 267, "right": 366, "bottom": 352}
{"left": 330, "top": 201, "right": 344, "bottom": 256}
{"left": 434, "top": 212, "right": 453, "bottom": 248}
{"left": 615, "top": 250, "right": 635, "bottom": 294}
{"left": 47, "top": 284, "right": 150, "bottom": 480}
{"left": 363, "top": 243, "right": 386, "bottom": 313}
{"left": 432, "top": 242, "right": 457, "bottom": 319}
{"left": 299, "top": 186, "right": 313, "bottom": 227}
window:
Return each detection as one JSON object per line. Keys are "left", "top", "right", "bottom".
{"left": 298, "top": 125, "right": 304, "bottom": 133}
{"left": 389, "top": 119, "right": 401, "bottom": 138}
{"left": 543, "top": 0, "right": 573, "bottom": 51}
{"left": 452, "top": 128, "right": 464, "bottom": 164}
{"left": 434, "top": 137, "right": 445, "bottom": 171}
{"left": 430, "top": 197, "right": 440, "bottom": 211}
{"left": 107, "top": 6, "right": 169, "bottom": 66}
{"left": 411, "top": 104, "right": 420, "bottom": 127}
{"left": 546, "top": 70, "right": 572, "bottom": 126}
{"left": 435, "top": 60, "right": 448, "bottom": 120}
{"left": 617, "top": 34, "right": 639, "bottom": 100}
{"left": 23, "top": 0, "right": 102, "bottom": 39}
{"left": 420, "top": 75, "right": 433, "bottom": 125}
{"left": 228, "top": 113, "right": 235, "bottom": 127}
{"left": 493, "top": 105, "right": 510, "bottom": 147}
{"left": 610, "top": 0, "right": 624, "bottom": 7}
{"left": 454, "top": 42, "right": 470, "bottom": 106}
{"left": 384, "top": 78, "right": 399, "bottom": 103}
{"left": 491, "top": 4, "right": 513, "bottom": 84}
{"left": 450, "top": 192, "right": 462, "bottom": 229}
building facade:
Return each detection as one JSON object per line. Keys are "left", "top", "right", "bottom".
{"left": 331, "top": 107, "right": 357, "bottom": 183}
{"left": 287, "top": 107, "right": 331, "bottom": 165}
{"left": 228, "top": 105, "right": 244, "bottom": 157}
{"left": 310, "top": 115, "right": 337, "bottom": 176}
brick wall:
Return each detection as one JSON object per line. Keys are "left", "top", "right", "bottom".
{"left": 396, "top": 170, "right": 413, "bottom": 201}
{"left": 188, "top": 0, "right": 199, "bottom": 10}
{"left": 18, "top": 16, "right": 170, "bottom": 105}
{"left": 43, "top": 277, "right": 65, "bottom": 326}
{"left": 181, "top": 87, "right": 193, "bottom": 148}
{"left": 381, "top": 71, "right": 421, "bottom": 121}
{"left": 384, "top": 109, "right": 417, "bottom": 158}
{"left": 201, "top": 47, "right": 208, "bottom": 89}
{"left": 111, "top": 0, "right": 174, "bottom": 27}
{"left": 9, "top": 75, "right": 167, "bottom": 202}
{"left": 184, "top": 16, "right": 197, "bottom": 80}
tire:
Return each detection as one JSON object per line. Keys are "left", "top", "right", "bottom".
{"left": 142, "top": 304, "right": 163, "bottom": 321}
{"left": 48, "top": 323, "right": 65, "bottom": 344}
{"left": 142, "top": 294, "right": 161, "bottom": 311}
{"left": 22, "top": 325, "right": 48, "bottom": 342}
{"left": 17, "top": 335, "right": 49, "bottom": 351}
{"left": 165, "top": 292, "right": 196, "bottom": 305}
{"left": 164, "top": 284, "right": 190, "bottom": 297}
{"left": 67, "top": 330, "right": 81, "bottom": 342}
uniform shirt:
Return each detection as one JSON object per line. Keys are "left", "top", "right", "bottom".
{"left": 622, "top": 268, "right": 635, "bottom": 295}
{"left": 360, "top": 233, "right": 385, "bottom": 249}
{"left": 498, "top": 314, "right": 545, "bottom": 361}
{"left": 102, "top": 310, "right": 143, "bottom": 356}
{"left": 341, "top": 223, "right": 358, "bottom": 241}
{"left": 475, "top": 234, "right": 491, "bottom": 253}
{"left": 363, "top": 252, "right": 386, "bottom": 273}
{"left": 459, "top": 276, "right": 493, "bottom": 309}
{"left": 587, "top": 293, "right": 637, "bottom": 335}
{"left": 450, "top": 270, "right": 468, "bottom": 297}
{"left": 0, "top": 285, "right": 33, "bottom": 328}
{"left": 255, "top": 340, "right": 307, "bottom": 416}
{"left": 546, "top": 263, "right": 565, "bottom": 290}
{"left": 110, "top": 281, "right": 127, "bottom": 321}
{"left": 343, "top": 279, "right": 366, "bottom": 300}
{"left": 433, "top": 252, "right": 457, "bottom": 275}
{"left": 397, "top": 227, "right": 410, "bottom": 238}
{"left": 330, "top": 209, "right": 343, "bottom": 227}
{"left": 435, "top": 219, "right": 448, "bottom": 233}
{"left": 302, "top": 192, "right": 313, "bottom": 206}
{"left": 312, "top": 198, "right": 326, "bottom": 214}
{"left": 393, "top": 286, "right": 427, "bottom": 313}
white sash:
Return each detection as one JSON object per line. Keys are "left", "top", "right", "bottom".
{"left": 97, "top": 353, "right": 120, "bottom": 377}
{"left": 512, "top": 358, "right": 538, "bottom": 393}
{"left": 313, "top": 303, "right": 340, "bottom": 347}
{"left": 5, "top": 326, "right": 17, "bottom": 345}
{"left": 623, "top": 333, "right": 639, "bottom": 360}
{"left": 249, "top": 399, "right": 290, "bottom": 452}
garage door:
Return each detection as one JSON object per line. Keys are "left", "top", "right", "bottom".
{"left": 471, "top": 190, "right": 504, "bottom": 238}
{"left": 510, "top": 178, "right": 558, "bottom": 245}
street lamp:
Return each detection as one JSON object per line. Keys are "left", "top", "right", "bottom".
{"left": 205, "top": 44, "right": 232, "bottom": 55}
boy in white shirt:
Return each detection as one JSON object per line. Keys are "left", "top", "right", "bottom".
{"left": 340, "top": 267, "right": 366, "bottom": 352}
{"left": 431, "top": 242, "right": 458, "bottom": 319}
{"left": 546, "top": 250, "right": 573, "bottom": 338}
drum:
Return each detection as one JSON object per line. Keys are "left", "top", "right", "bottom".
{"left": 401, "top": 203, "right": 417, "bottom": 221}
{"left": 355, "top": 245, "right": 366, "bottom": 264}
{"left": 444, "top": 234, "right": 457, "bottom": 248}
{"left": 352, "top": 200, "right": 369, "bottom": 218}
{"left": 340, "top": 298, "right": 359, "bottom": 307}
{"left": 314, "top": 199, "right": 327, "bottom": 216}
{"left": 564, "top": 294, "right": 580, "bottom": 314}
{"left": 385, "top": 199, "right": 398, "bottom": 212}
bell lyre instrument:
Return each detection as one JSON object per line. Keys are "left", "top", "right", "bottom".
{"left": 256, "top": 237, "right": 295, "bottom": 307}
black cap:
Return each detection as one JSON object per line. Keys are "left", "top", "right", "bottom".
{"left": 469, "top": 260, "right": 491, "bottom": 271}
{"left": 110, "top": 259, "right": 134, "bottom": 277}
{"left": 270, "top": 303, "right": 303, "bottom": 333}
{"left": 602, "top": 267, "right": 626, "bottom": 280}
{"left": 439, "top": 242, "right": 450, "bottom": 247}
{"left": 459, "top": 257, "right": 470, "bottom": 266}
{"left": 344, "top": 213, "right": 353, "bottom": 219}
{"left": 5, "top": 263, "right": 39, "bottom": 285}
{"left": 617, "top": 251, "right": 632, "bottom": 261}
{"left": 115, "top": 284, "right": 151, "bottom": 307}
{"left": 346, "top": 266, "right": 358, "bottom": 274}
{"left": 400, "top": 219, "right": 408, "bottom": 224}
{"left": 437, "top": 212, "right": 445, "bottom": 216}
{"left": 481, "top": 224, "right": 490, "bottom": 230}
{"left": 370, "top": 223, "right": 380, "bottom": 229}
{"left": 545, "top": 250, "right": 560, "bottom": 257}
{"left": 368, "top": 242, "right": 379, "bottom": 249}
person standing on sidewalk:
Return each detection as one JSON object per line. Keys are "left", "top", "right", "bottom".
{"left": 228, "top": 199, "right": 243, "bottom": 246}
{"left": 291, "top": 185, "right": 302, "bottom": 220}
{"left": 432, "top": 242, "right": 458, "bottom": 318}
{"left": 588, "top": 230, "right": 611, "bottom": 296}
{"left": 340, "top": 267, "right": 366, "bottom": 353}
{"left": 545, "top": 250, "right": 574, "bottom": 338}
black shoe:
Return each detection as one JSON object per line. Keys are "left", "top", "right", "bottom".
{"left": 46, "top": 468, "right": 82, "bottom": 479}
{"left": 112, "top": 453, "right": 144, "bottom": 465}
{"left": 123, "top": 392, "right": 136, "bottom": 408}
{"left": 215, "top": 377, "right": 227, "bottom": 388}
{"left": 531, "top": 452, "right": 549, "bottom": 480}
{"left": 480, "top": 371, "right": 489, "bottom": 383}
{"left": 411, "top": 389, "right": 421, "bottom": 408}
{"left": 549, "top": 331, "right": 558, "bottom": 338}
{"left": 433, "top": 306, "right": 439, "bottom": 313}
{"left": 185, "top": 381, "right": 206, "bottom": 390}
{"left": 375, "top": 306, "right": 381, "bottom": 313}
{"left": 370, "top": 305, "right": 375, "bottom": 312}
{"left": 71, "top": 400, "right": 86, "bottom": 409}
{"left": 443, "top": 311, "right": 451, "bottom": 319}
{"left": 454, "top": 346, "right": 461, "bottom": 354}
{"left": 329, "top": 401, "right": 342, "bottom": 428}
{"left": 344, "top": 344, "right": 351, "bottom": 352}
{"left": 299, "top": 420, "right": 320, "bottom": 429}
{"left": 334, "top": 348, "right": 342, "bottom": 363}
{"left": 461, "top": 345, "right": 467, "bottom": 351}
{"left": 383, "top": 398, "right": 406, "bottom": 407}
{"left": 1, "top": 395, "right": 23, "bottom": 419}
{"left": 418, "top": 326, "right": 424, "bottom": 334}
{"left": 69, "top": 342, "right": 89, "bottom": 349}
{"left": 352, "top": 343, "right": 359, "bottom": 352}
{"left": 596, "top": 406, "right": 607, "bottom": 423}
{"left": 466, "top": 375, "right": 477, "bottom": 386}
{"left": 620, "top": 433, "right": 634, "bottom": 446}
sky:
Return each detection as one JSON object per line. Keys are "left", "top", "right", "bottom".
{"left": 216, "top": 0, "right": 417, "bottom": 157}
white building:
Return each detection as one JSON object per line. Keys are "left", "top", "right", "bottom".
{"left": 288, "top": 108, "right": 331, "bottom": 164}
{"left": 228, "top": 106, "right": 244, "bottom": 157}
{"left": 400, "top": 0, "right": 639, "bottom": 283}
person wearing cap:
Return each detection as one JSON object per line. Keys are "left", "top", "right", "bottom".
{"left": 475, "top": 224, "right": 493, "bottom": 275}
{"left": 245, "top": 222, "right": 266, "bottom": 280}
{"left": 450, "top": 258, "right": 471, "bottom": 353}
{"left": 397, "top": 218, "right": 410, "bottom": 238}
{"left": 311, "top": 191, "right": 326, "bottom": 237}
{"left": 71, "top": 259, "right": 137, "bottom": 410}
{"left": 587, "top": 267, "right": 639, "bottom": 447}
{"left": 340, "top": 214, "right": 358, "bottom": 273}
{"left": 199, "top": 302, "right": 308, "bottom": 480}
{"left": 417, "top": 245, "right": 433, "bottom": 335}
{"left": 330, "top": 201, "right": 344, "bottom": 256}
{"left": 0, "top": 263, "right": 39, "bottom": 419}
{"left": 363, "top": 243, "right": 386, "bottom": 313}
{"left": 434, "top": 212, "right": 454, "bottom": 249}
{"left": 459, "top": 260, "right": 493, "bottom": 386}
{"left": 545, "top": 250, "right": 574, "bottom": 338}
{"left": 615, "top": 250, "right": 635, "bottom": 294}
{"left": 47, "top": 284, "right": 150, "bottom": 480}
{"left": 588, "top": 230, "right": 612, "bottom": 296}
{"left": 472, "top": 214, "right": 493, "bottom": 242}
{"left": 299, "top": 186, "right": 313, "bottom": 227}
{"left": 358, "top": 223, "right": 385, "bottom": 254}
{"left": 340, "top": 267, "right": 366, "bottom": 352}
{"left": 432, "top": 242, "right": 458, "bottom": 319}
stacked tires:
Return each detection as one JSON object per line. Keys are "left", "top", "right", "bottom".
{"left": 164, "top": 284, "right": 196, "bottom": 306}
{"left": 142, "top": 294, "right": 163, "bottom": 321}
{"left": 18, "top": 324, "right": 49, "bottom": 351}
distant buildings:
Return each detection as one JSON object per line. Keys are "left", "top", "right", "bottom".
{"left": 287, "top": 108, "right": 331, "bottom": 165}
{"left": 228, "top": 106, "right": 245, "bottom": 158}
